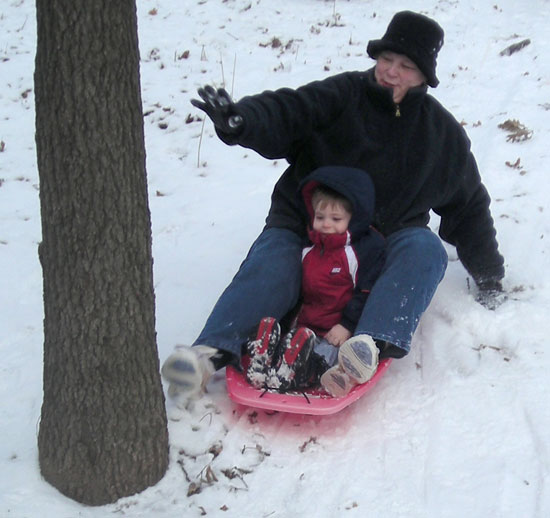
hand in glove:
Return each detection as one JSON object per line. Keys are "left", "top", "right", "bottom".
{"left": 190, "top": 85, "right": 243, "bottom": 134}
{"left": 476, "top": 279, "right": 506, "bottom": 310}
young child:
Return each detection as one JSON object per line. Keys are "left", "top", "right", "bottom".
{"left": 246, "top": 166, "right": 386, "bottom": 396}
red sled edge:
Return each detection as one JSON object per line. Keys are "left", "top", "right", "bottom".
{"left": 225, "top": 358, "right": 392, "bottom": 416}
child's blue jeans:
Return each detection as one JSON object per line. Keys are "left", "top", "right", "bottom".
{"left": 194, "top": 226, "right": 448, "bottom": 357}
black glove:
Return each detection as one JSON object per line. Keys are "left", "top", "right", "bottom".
{"left": 190, "top": 85, "right": 243, "bottom": 134}
{"left": 476, "top": 279, "right": 506, "bottom": 310}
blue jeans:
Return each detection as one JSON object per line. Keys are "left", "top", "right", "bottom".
{"left": 194, "top": 228, "right": 303, "bottom": 355}
{"left": 355, "top": 227, "right": 448, "bottom": 354}
{"left": 194, "top": 226, "right": 447, "bottom": 357}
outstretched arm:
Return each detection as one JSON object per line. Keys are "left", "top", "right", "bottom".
{"left": 190, "top": 73, "right": 355, "bottom": 160}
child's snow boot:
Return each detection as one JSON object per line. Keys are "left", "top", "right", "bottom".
{"left": 270, "top": 326, "right": 316, "bottom": 391}
{"left": 245, "top": 317, "right": 281, "bottom": 388}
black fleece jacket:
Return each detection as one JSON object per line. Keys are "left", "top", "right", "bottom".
{"left": 217, "top": 67, "right": 505, "bottom": 285}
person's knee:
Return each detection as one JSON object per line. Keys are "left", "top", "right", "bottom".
{"left": 240, "top": 227, "right": 302, "bottom": 283}
{"left": 418, "top": 230, "right": 448, "bottom": 270}
{"left": 393, "top": 228, "right": 448, "bottom": 277}
{"left": 250, "top": 227, "right": 302, "bottom": 256}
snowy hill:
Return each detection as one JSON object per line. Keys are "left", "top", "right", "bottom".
{"left": 1, "top": 0, "right": 550, "bottom": 517}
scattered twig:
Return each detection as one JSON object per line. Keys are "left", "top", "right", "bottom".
{"left": 241, "top": 443, "right": 271, "bottom": 459}
{"left": 199, "top": 464, "right": 218, "bottom": 484}
{"left": 177, "top": 458, "right": 192, "bottom": 483}
{"left": 505, "top": 158, "right": 521, "bottom": 169}
{"left": 231, "top": 53, "right": 237, "bottom": 98}
{"left": 505, "top": 157, "right": 527, "bottom": 175}
{"left": 472, "top": 344, "right": 511, "bottom": 362}
{"left": 299, "top": 436, "right": 318, "bottom": 452}
{"left": 219, "top": 51, "right": 226, "bottom": 88}
{"left": 16, "top": 15, "right": 28, "bottom": 32}
{"left": 197, "top": 117, "right": 206, "bottom": 168}
{"left": 472, "top": 344, "right": 502, "bottom": 353}
{"left": 199, "top": 411, "right": 214, "bottom": 426}
{"left": 500, "top": 38, "right": 531, "bottom": 56}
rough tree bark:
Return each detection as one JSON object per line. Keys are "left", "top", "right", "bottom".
{"left": 35, "top": 0, "right": 169, "bottom": 505}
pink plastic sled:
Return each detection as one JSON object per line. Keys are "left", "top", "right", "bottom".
{"left": 226, "top": 358, "right": 391, "bottom": 415}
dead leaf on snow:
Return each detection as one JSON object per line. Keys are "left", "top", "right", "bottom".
{"left": 187, "top": 481, "right": 201, "bottom": 497}
{"left": 498, "top": 119, "right": 533, "bottom": 142}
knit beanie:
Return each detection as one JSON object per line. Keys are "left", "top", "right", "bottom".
{"left": 367, "top": 11, "right": 444, "bottom": 87}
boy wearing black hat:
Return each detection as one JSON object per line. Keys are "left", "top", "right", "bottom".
{"left": 162, "top": 11, "right": 505, "bottom": 402}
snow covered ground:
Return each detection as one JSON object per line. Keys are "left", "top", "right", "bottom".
{"left": 1, "top": 0, "right": 550, "bottom": 516}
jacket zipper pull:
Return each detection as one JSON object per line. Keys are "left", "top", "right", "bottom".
{"left": 395, "top": 104, "right": 401, "bottom": 117}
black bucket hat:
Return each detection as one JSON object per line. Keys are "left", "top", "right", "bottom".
{"left": 367, "top": 11, "right": 444, "bottom": 87}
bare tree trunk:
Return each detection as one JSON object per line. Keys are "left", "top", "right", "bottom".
{"left": 35, "top": 0, "right": 168, "bottom": 505}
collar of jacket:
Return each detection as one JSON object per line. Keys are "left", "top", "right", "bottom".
{"left": 307, "top": 228, "right": 351, "bottom": 250}
{"left": 364, "top": 67, "right": 428, "bottom": 116}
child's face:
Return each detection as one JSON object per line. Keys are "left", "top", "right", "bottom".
{"left": 312, "top": 203, "right": 351, "bottom": 235}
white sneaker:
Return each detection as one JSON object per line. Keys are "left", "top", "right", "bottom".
{"left": 338, "top": 334, "right": 379, "bottom": 383}
{"left": 320, "top": 365, "right": 355, "bottom": 398}
{"left": 161, "top": 345, "right": 218, "bottom": 400}
{"left": 320, "top": 335, "right": 379, "bottom": 397}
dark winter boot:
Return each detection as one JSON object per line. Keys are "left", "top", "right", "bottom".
{"left": 246, "top": 317, "right": 281, "bottom": 388}
{"left": 269, "top": 327, "right": 316, "bottom": 391}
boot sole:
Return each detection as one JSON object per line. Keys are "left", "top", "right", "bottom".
{"left": 339, "top": 336, "right": 379, "bottom": 384}
{"left": 320, "top": 366, "right": 355, "bottom": 398}
{"left": 161, "top": 348, "right": 203, "bottom": 395}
